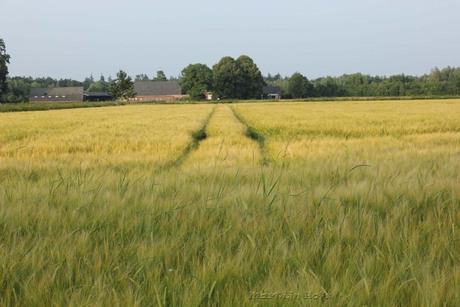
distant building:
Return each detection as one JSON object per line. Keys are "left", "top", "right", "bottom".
{"left": 262, "top": 86, "right": 282, "bottom": 99}
{"left": 83, "top": 92, "right": 113, "bottom": 102}
{"left": 204, "top": 91, "right": 213, "bottom": 101}
{"left": 29, "top": 87, "right": 84, "bottom": 103}
{"left": 133, "top": 81, "right": 183, "bottom": 101}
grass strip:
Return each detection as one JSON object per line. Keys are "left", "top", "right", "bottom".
{"left": 0, "top": 101, "right": 128, "bottom": 113}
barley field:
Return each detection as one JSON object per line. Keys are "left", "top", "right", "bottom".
{"left": 0, "top": 100, "right": 459, "bottom": 306}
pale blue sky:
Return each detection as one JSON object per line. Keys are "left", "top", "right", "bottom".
{"left": 1, "top": 0, "right": 459, "bottom": 80}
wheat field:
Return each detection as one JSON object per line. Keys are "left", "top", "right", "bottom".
{"left": 0, "top": 100, "right": 459, "bottom": 306}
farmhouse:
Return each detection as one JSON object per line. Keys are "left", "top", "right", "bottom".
{"left": 29, "top": 87, "right": 84, "bottom": 103}
{"left": 262, "top": 86, "right": 282, "bottom": 99}
{"left": 133, "top": 81, "right": 183, "bottom": 101}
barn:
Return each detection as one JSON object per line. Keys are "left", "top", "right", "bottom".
{"left": 29, "top": 87, "right": 84, "bottom": 103}
{"left": 83, "top": 92, "right": 113, "bottom": 102}
{"left": 133, "top": 81, "right": 183, "bottom": 101}
{"left": 262, "top": 86, "right": 282, "bottom": 99}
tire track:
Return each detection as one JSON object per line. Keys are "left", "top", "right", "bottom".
{"left": 158, "top": 105, "right": 216, "bottom": 170}
{"left": 182, "top": 105, "right": 262, "bottom": 168}
{"left": 229, "top": 106, "right": 269, "bottom": 165}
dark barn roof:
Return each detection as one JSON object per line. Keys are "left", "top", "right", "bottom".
{"left": 263, "top": 86, "right": 282, "bottom": 95}
{"left": 134, "top": 81, "right": 182, "bottom": 96}
{"left": 83, "top": 92, "right": 113, "bottom": 102}
{"left": 29, "top": 87, "right": 84, "bottom": 102}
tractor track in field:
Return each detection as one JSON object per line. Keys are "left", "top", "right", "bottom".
{"left": 158, "top": 105, "right": 216, "bottom": 171}
{"left": 229, "top": 106, "right": 269, "bottom": 165}
{"left": 157, "top": 104, "right": 268, "bottom": 171}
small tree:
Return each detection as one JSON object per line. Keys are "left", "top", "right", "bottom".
{"left": 0, "top": 38, "right": 11, "bottom": 99}
{"left": 135, "top": 74, "right": 150, "bottom": 81}
{"left": 87, "top": 82, "right": 104, "bottom": 93}
{"left": 155, "top": 70, "right": 167, "bottom": 81}
{"left": 109, "top": 70, "right": 134, "bottom": 100}
{"left": 82, "top": 74, "right": 94, "bottom": 90}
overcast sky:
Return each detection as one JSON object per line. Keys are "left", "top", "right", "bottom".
{"left": 1, "top": 0, "right": 459, "bottom": 80}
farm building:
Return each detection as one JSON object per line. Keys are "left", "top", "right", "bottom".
{"left": 204, "top": 91, "right": 213, "bottom": 101}
{"left": 83, "top": 92, "right": 113, "bottom": 102}
{"left": 29, "top": 87, "right": 84, "bottom": 103}
{"left": 133, "top": 81, "right": 183, "bottom": 101}
{"left": 262, "top": 86, "right": 282, "bottom": 99}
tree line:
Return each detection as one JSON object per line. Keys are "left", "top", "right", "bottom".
{"left": 269, "top": 68, "right": 460, "bottom": 99}
{"left": 1, "top": 37, "right": 459, "bottom": 102}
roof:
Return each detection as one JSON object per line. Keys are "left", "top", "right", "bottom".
{"left": 134, "top": 81, "right": 181, "bottom": 96}
{"left": 263, "top": 86, "right": 282, "bottom": 95}
{"left": 83, "top": 92, "right": 112, "bottom": 97}
{"left": 29, "top": 87, "right": 84, "bottom": 101}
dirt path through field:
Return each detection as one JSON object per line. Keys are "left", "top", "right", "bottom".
{"left": 182, "top": 104, "right": 261, "bottom": 168}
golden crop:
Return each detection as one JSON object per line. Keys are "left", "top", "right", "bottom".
{"left": 0, "top": 104, "right": 213, "bottom": 169}
{"left": 0, "top": 100, "right": 459, "bottom": 306}
{"left": 184, "top": 104, "right": 260, "bottom": 169}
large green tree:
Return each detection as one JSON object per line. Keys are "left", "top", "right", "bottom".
{"left": 287, "top": 72, "right": 314, "bottom": 98}
{"left": 212, "top": 55, "right": 264, "bottom": 100}
{"left": 109, "top": 70, "right": 134, "bottom": 100}
{"left": 0, "top": 38, "right": 11, "bottom": 98}
{"left": 236, "top": 55, "right": 265, "bottom": 99}
{"left": 287, "top": 73, "right": 304, "bottom": 98}
{"left": 180, "top": 63, "right": 213, "bottom": 100}
{"left": 213, "top": 56, "right": 244, "bottom": 99}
